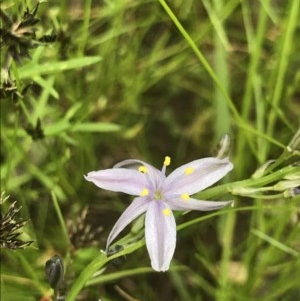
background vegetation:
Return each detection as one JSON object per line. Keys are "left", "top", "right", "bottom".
{"left": 1, "top": 0, "right": 299, "bottom": 300}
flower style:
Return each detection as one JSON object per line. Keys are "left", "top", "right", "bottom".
{"left": 85, "top": 156, "right": 233, "bottom": 271}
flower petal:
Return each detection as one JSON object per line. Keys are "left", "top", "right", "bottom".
{"left": 145, "top": 201, "right": 176, "bottom": 272}
{"left": 167, "top": 196, "right": 233, "bottom": 211}
{"left": 114, "top": 159, "right": 163, "bottom": 190}
{"left": 85, "top": 168, "right": 148, "bottom": 195}
{"left": 106, "top": 197, "right": 149, "bottom": 251}
{"left": 163, "top": 157, "right": 233, "bottom": 195}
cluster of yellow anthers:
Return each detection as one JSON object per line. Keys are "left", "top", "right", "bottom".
{"left": 137, "top": 156, "right": 196, "bottom": 216}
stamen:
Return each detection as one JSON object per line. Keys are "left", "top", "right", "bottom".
{"left": 138, "top": 166, "right": 148, "bottom": 173}
{"left": 140, "top": 188, "right": 149, "bottom": 197}
{"left": 162, "top": 208, "right": 171, "bottom": 216}
{"left": 181, "top": 193, "right": 190, "bottom": 201}
{"left": 184, "top": 167, "right": 194, "bottom": 175}
{"left": 164, "top": 156, "right": 171, "bottom": 166}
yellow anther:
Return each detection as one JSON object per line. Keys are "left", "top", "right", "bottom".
{"left": 164, "top": 156, "right": 171, "bottom": 166}
{"left": 181, "top": 193, "right": 190, "bottom": 201}
{"left": 162, "top": 208, "right": 171, "bottom": 216}
{"left": 184, "top": 167, "right": 194, "bottom": 175}
{"left": 138, "top": 166, "right": 148, "bottom": 173}
{"left": 140, "top": 188, "right": 149, "bottom": 197}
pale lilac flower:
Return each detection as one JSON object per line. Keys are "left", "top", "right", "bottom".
{"left": 85, "top": 156, "right": 233, "bottom": 272}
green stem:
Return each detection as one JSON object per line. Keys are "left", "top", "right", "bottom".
{"left": 157, "top": 0, "right": 241, "bottom": 122}
{"left": 266, "top": 0, "right": 300, "bottom": 142}
{"left": 236, "top": 0, "right": 270, "bottom": 174}
{"left": 11, "top": 62, "right": 32, "bottom": 123}
{"left": 51, "top": 191, "right": 70, "bottom": 248}
{"left": 77, "top": 0, "right": 92, "bottom": 56}
{"left": 157, "top": 0, "right": 287, "bottom": 152}
{"left": 65, "top": 241, "right": 144, "bottom": 301}
{"left": 217, "top": 209, "right": 235, "bottom": 301}
{"left": 196, "top": 164, "right": 300, "bottom": 200}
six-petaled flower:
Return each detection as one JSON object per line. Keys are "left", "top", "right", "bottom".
{"left": 85, "top": 156, "right": 233, "bottom": 271}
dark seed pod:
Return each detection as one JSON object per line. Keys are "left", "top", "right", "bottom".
{"left": 294, "top": 186, "right": 300, "bottom": 195}
{"left": 45, "top": 255, "right": 64, "bottom": 290}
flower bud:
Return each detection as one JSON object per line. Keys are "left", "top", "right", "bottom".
{"left": 45, "top": 255, "right": 64, "bottom": 290}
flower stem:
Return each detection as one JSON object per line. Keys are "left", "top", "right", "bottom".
{"left": 65, "top": 241, "right": 144, "bottom": 301}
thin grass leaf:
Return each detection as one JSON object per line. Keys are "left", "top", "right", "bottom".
{"left": 17, "top": 56, "right": 102, "bottom": 79}
{"left": 251, "top": 228, "right": 299, "bottom": 257}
